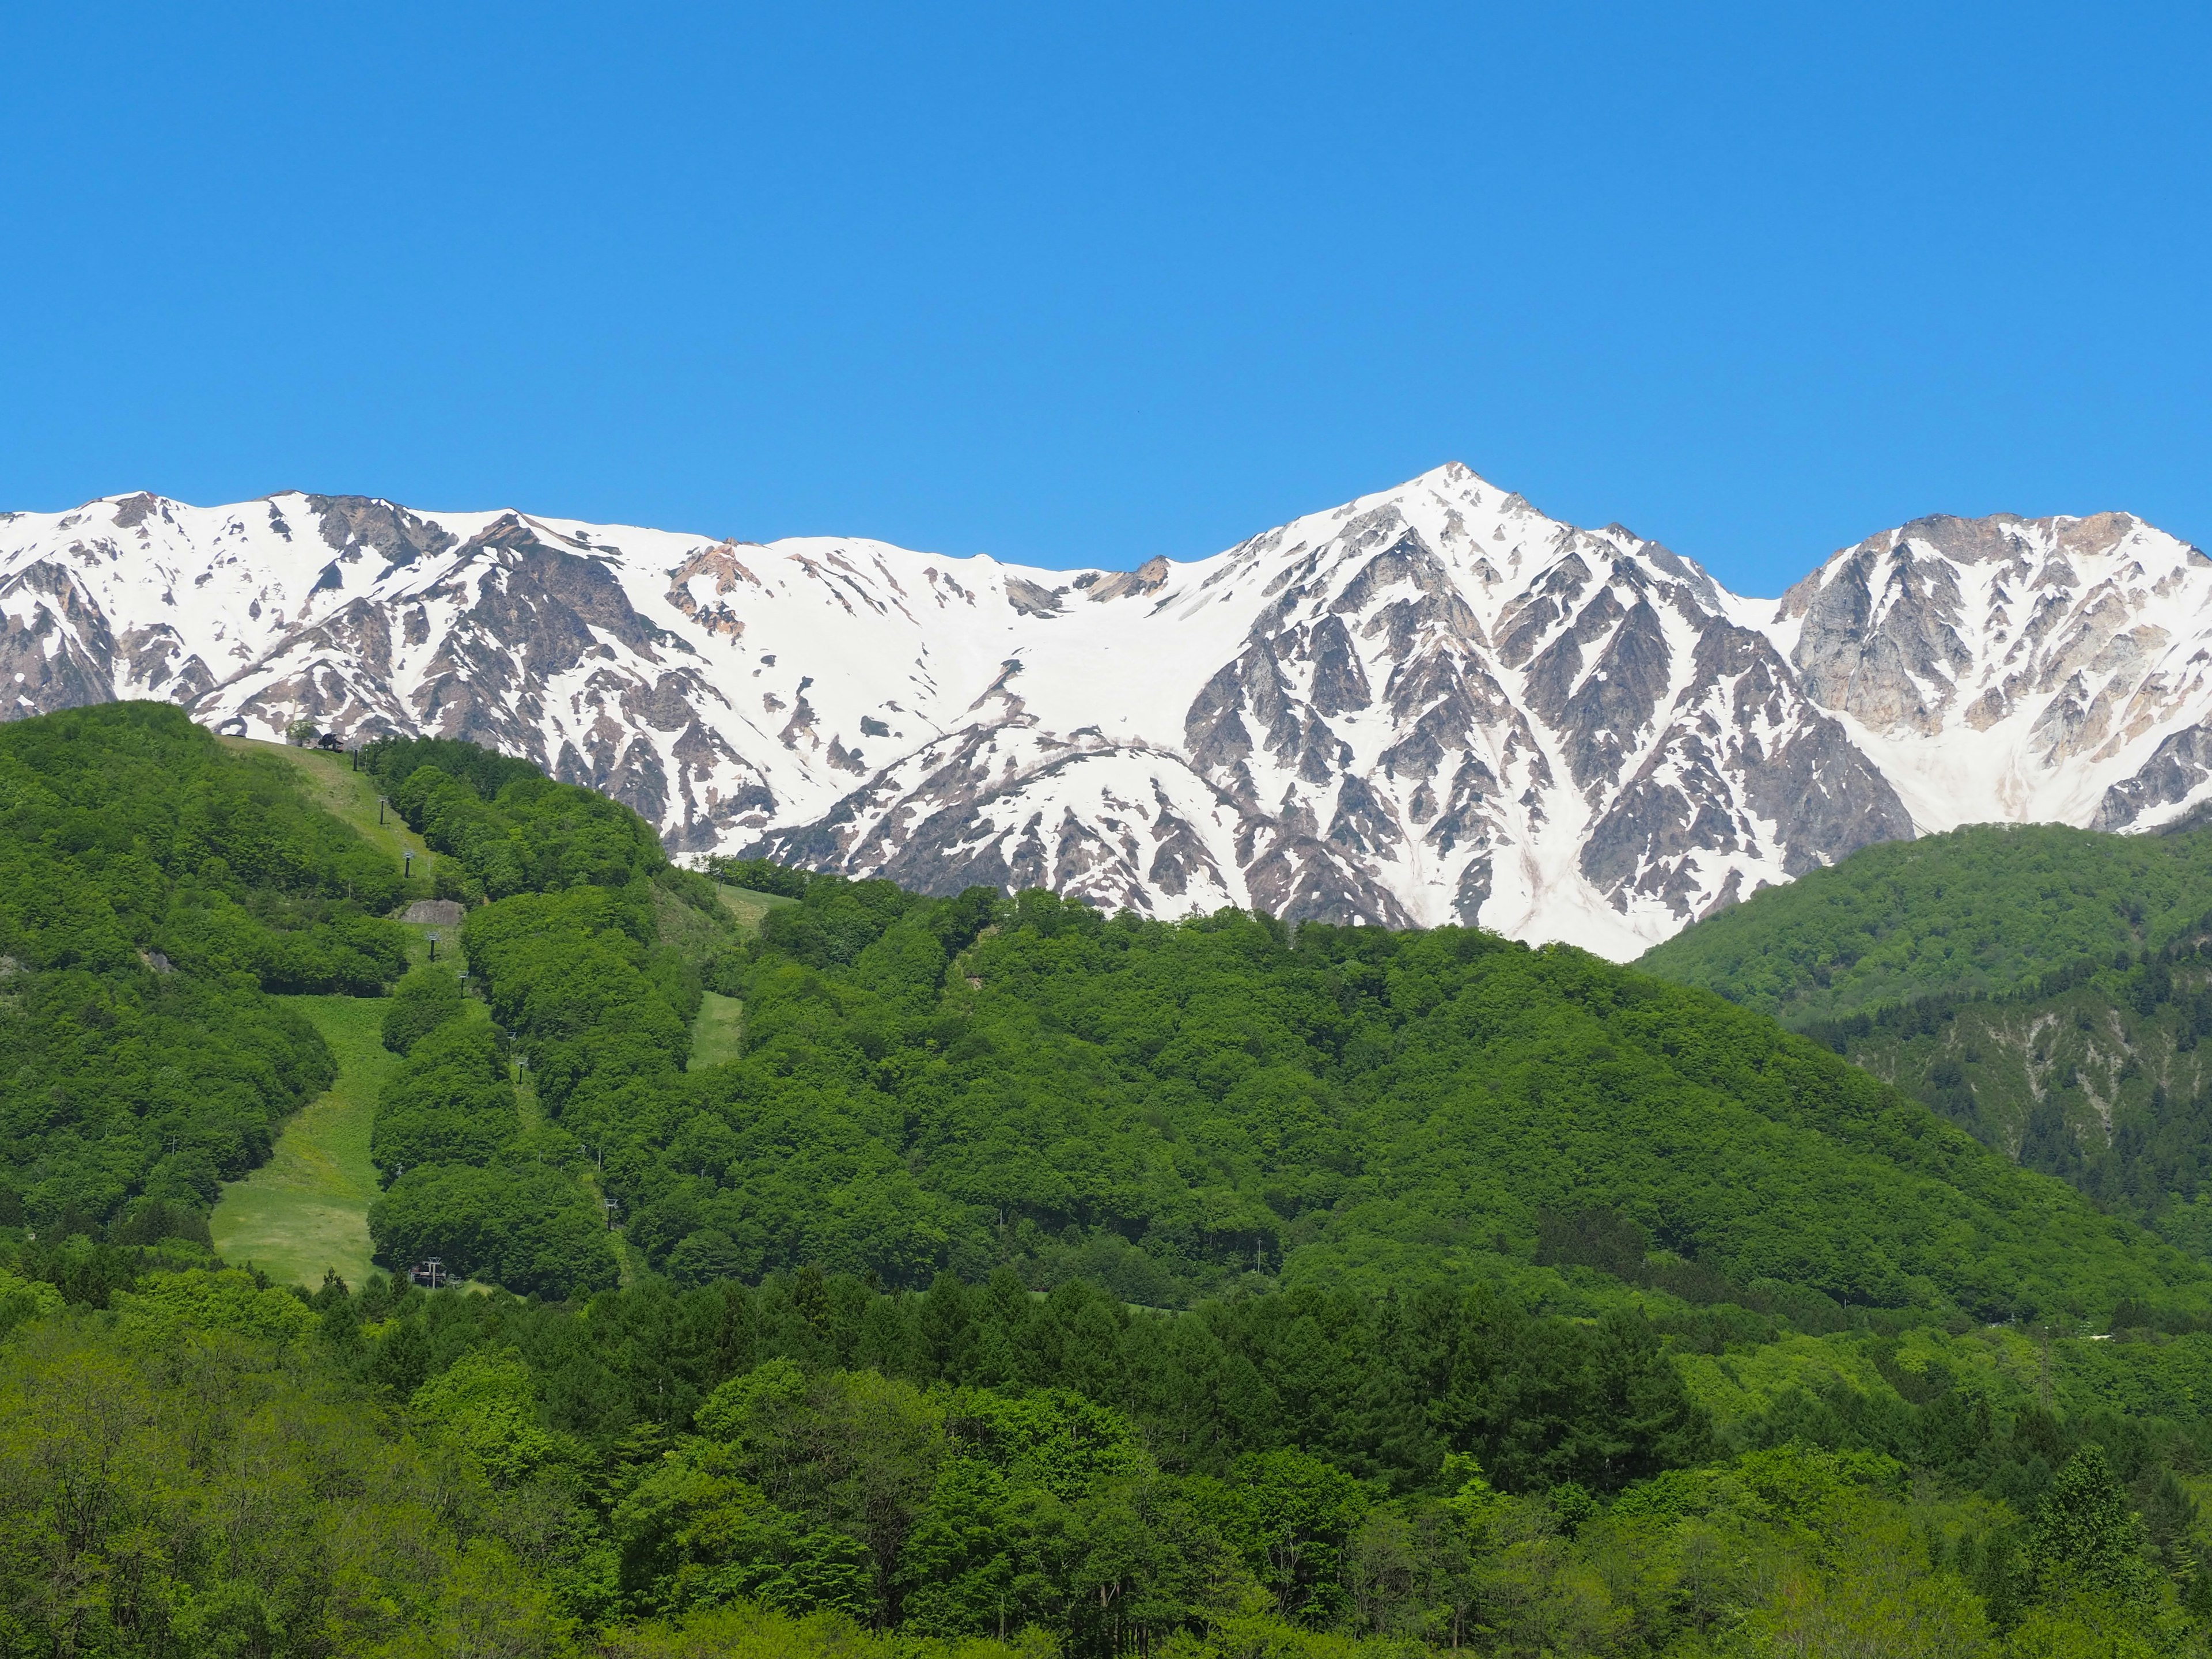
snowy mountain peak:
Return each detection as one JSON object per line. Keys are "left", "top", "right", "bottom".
{"left": 1773, "top": 509, "right": 2212, "bottom": 834}
{"left": 4, "top": 471, "right": 2207, "bottom": 956}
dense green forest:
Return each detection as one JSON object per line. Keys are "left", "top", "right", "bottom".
{"left": 1641, "top": 821, "right": 2212, "bottom": 1288}
{"left": 1638, "top": 823, "right": 2212, "bottom": 1025}
{"left": 1771, "top": 930, "right": 2212, "bottom": 1266}
{"left": 0, "top": 704, "right": 407, "bottom": 1239}
{"left": 24, "top": 710, "right": 2212, "bottom": 1653}
{"left": 10, "top": 1256, "right": 2212, "bottom": 1656}
{"left": 601, "top": 858, "right": 2200, "bottom": 1325}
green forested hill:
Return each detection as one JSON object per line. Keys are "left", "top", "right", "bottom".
{"left": 14, "top": 710, "right": 2212, "bottom": 1330}
{"left": 581, "top": 862, "right": 2207, "bottom": 1326}
{"left": 1638, "top": 821, "right": 2212, "bottom": 1268}
{"left": 1637, "top": 823, "right": 2212, "bottom": 1025}
{"left": 0, "top": 704, "right": 410, "bottom": 1237}
{"left": 21, "top": 722, "right": 2212, "bottom": 1655}
{"left": 1787, "top": 942, "right": 2212, "bottom": 1259}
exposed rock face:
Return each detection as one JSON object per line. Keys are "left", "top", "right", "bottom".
{"left": 2093, "top": 725, "right": 2212, "bottom": 831}
{"left": 1775, "top": 509, "right": 2212, "bottom": 832}
{"left": 2, "top": 468, "right": 2205, "bottom": 957}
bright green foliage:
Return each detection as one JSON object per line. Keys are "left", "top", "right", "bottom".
{"left": 350, "top": 1270, "right": 1710, "bottom": 1499}
{"left": 2025, "top": 1445, "right": 2161, "bottom": 1605}
{"left": 0, "top": 1310, "right": 574, "bottom": 1658}
{"left": 603, "top": 877, "right": 2210, "bottom": 1323}
{"left": 1638, "top": 821, "right": 2212, "bottom": 1025}
{"left": 388, "top": 754, "right": 668, "bottom": 899}
{"left": 370, "top": 1162, "right": 617, "bottom": 1297}
{"left": 335, "top": 744, "right": 709, "bottom": 1301}
{"left": 370, "top": 752, "right": 2212, "bottom": 1325}
{"left": 464, "top": 884, "right": 695, "bottom": 1116}
{"left": 109, "top": 1263, "right": 317, "bottom": 1339}
{"left": 12, "top": 1253, "right": 2212, "bottom": 1657}
{"left": 382, "top": 960, "right": 467, "bottom": 1054}
{"left": 412, "top": 1345, "right": 574, "bottom": 1484}
{"left": 370, "top": 1016, "right": 518, "bottom": 1180}
{"left": 0, "top": 703, "right": 412, "bottom": 1236}
{"left": 1208, "top": 1449, "right": 1371, "bottom": 1622}
{"left": 0, "top": 1268, "right": 63, "bottom": 1334}
{"left": 361, "top": 732, "right": 546, "bottom": 804}
{"left": 362, "top": 928, "right": 622, "bottom": 1300}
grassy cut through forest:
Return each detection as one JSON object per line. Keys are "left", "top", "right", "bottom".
{"left": 208, "top": 993, "right": 392, "bottom": 1287}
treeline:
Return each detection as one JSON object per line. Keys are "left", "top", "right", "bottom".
{"left": 0, "top": 704, "right": 410, "bottom": 1237}
{"left": 9, "top": 1257, "right": 2212, "bottom": 1657}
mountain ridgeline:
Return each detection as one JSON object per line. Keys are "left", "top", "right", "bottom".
{"left": 9, "top": 468, "right": 2212, "bottom": 960}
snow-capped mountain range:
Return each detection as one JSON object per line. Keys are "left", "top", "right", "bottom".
{"left": 5, "top": 464, "right": 2207, "bottom": 958}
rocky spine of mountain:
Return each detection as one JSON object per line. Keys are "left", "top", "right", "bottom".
{"left": 5, "top": 466, "right": 2207, "bottom": 957}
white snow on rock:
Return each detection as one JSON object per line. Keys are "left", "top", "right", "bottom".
{"left": 4, "top": 467, "right": 2205, "bottom": 957}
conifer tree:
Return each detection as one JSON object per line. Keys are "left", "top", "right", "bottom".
{"left": 2027, "top": 1445, "right": 2158, "bottom": 1606}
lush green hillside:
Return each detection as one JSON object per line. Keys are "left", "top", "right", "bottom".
{"left": 351, "top": 743, "right": 749, "bottom": 1294}
{"left": 17, "top": 714, "right": 2212, "bottom": 1330}
{"left": 18, "top": 725, "right": 2212, "bottom": 1654}
{"left": 575, "top": 862, "right": 2210, "bottom": 1327}
{"left": 7, "top": 1259, "right": 2212, "bottom": 1657}
{"left": 1637, "top": 823, "right": 2212, "bottom": 1025}
{"left": 1638, "top": 821, "right": 2212, "bottom": 1268}
{"left": 0, "top": 704, "right": 414, "bottom": 1240}
{"left": 1789, "top": 944, "right": 2212, "bottom": 1259}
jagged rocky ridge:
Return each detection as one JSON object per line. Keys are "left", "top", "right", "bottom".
{"left": 3, "top": 466, "right": 2206, "bottom": 957}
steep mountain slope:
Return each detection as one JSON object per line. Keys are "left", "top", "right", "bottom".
{"left": 1796, "top": 949, "right": 2212, "bottom": 1262}
{"left": 5, "top": 468, "right": 2206, "bottom": 955}
{"left": 755, "top": 468, "right": 1912, "bottom": 955}
{"left": 1775, "top": 510, "right": 2212, "bottom": 833}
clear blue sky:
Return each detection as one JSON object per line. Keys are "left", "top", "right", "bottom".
{"left": 2, "top": 3, "right": 2206, "bottom": 594}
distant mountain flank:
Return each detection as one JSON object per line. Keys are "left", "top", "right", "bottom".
{"left": 5, "top": 465, "right": 2207, "bottom": 955}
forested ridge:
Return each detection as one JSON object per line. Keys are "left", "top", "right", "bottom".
{"left": 1642, "top": 820, "right": 2212, "bottom": 1316}
{"left": 596, "top": 858, "right": 2202, "bottom": 1325}
{"left": 1637, "top": 822, "right": 2212, "bottom": 1025}
{"left": 18, "top": 711, "right": 2212, "bottom": 1653}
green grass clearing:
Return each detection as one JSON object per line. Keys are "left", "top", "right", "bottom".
{"left": 211, "top": 994, "right": 392, "bottom": 1290}
{"left": 690, "top": 991, "right": 745, "bottom": 1069}
{"left": 221, "top": 735, "right": 445, "bottom": 883}
{"left": 224, "top": 736, "right": 465, "bottom": 968}
{"left": 714, "top": 884, "right": 799, "bottom": 933}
